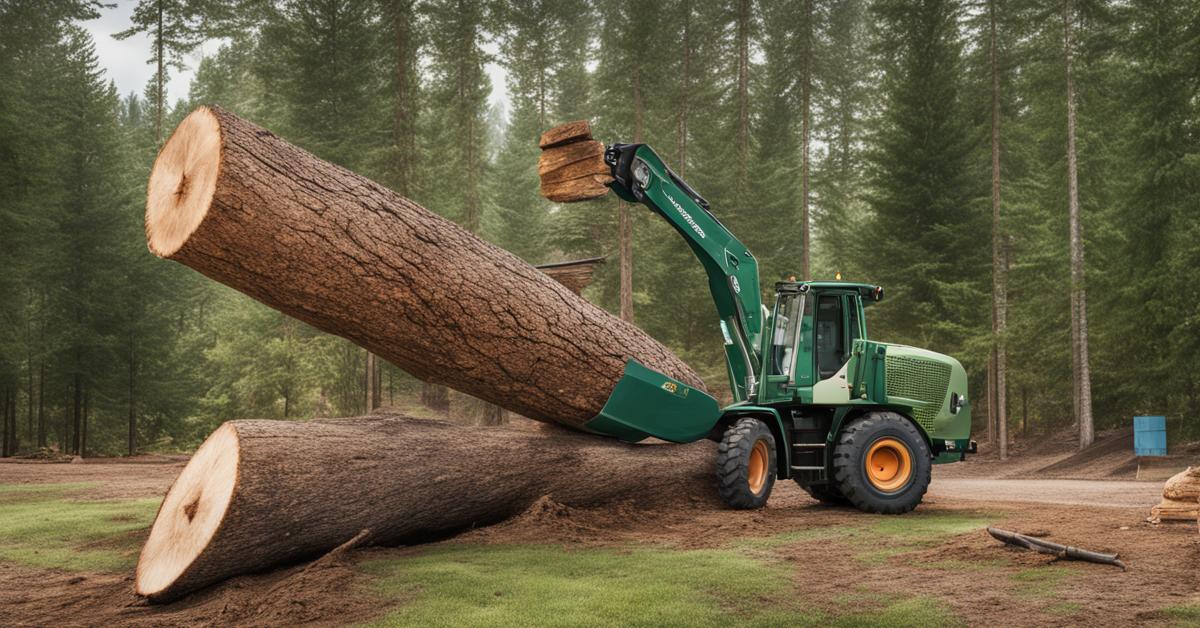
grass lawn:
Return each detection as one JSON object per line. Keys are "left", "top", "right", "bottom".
{"left": 362, "top": 542, "right": 961, "bottom": 627}
{"left": 0, "top": 483, "right": 160, "bottom": 571}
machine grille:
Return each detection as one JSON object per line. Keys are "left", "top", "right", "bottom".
{"left": 885, "top": 355, "right": 951, "bottom": 431}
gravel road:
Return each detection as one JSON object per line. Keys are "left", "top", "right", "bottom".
{"left": 929, "top": 477, "right": 1161, "bottom": 509}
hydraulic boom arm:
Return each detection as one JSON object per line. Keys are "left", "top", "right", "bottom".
{"left": 605, "top": 143, "right": 763, "bottom": 402}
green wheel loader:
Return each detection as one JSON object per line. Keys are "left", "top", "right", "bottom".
{"left": 579, "top": 142, "right": 975, "bottom": 514}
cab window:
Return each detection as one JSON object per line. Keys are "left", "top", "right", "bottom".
{"left": 815, "top": 294, "right": 845, "bottom": 380}
{"left": 848, "top": 296, "right": 861, "bottom": 347}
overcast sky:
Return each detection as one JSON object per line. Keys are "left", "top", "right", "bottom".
{"left": 80, "top": 1, "right": 509, "bottom": 112}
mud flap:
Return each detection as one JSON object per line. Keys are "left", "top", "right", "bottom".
{"left": 582, "top": 360, "right": 722, "bottom": 443}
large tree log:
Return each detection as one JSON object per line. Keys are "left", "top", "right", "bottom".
{"left": 145, "top": 106, "right": 700, "bottom": 428}
{"left": 135, "top": 413, "right": 717, "bottom": 602}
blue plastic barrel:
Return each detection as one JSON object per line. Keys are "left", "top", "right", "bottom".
{"left": 1133, "top": 415, "right": 1167, "bottom": 457}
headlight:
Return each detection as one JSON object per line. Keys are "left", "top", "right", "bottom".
{"left": 633, "top": 160, "right": 650, "bottom": 190}
{"left": 949, "top": 392, "right": 967, "bottom": 414}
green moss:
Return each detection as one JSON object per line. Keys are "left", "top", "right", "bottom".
{"left": 0, "top": 483, "right": 160, "bottom": 571}
{"left": 362, "top": 543, "right": 962, "bottom": 627}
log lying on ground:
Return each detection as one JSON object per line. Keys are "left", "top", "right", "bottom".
{"left": 1148, "top": 466, "right": 1200, "bottom": 523}
{"left": 135, "top": 413, "right": 717, "bottom": 602}
{"left": 987, "top": 527, "right": 1126, "bottom": 570}
{"left": 145, "top": 106, "right": 700, "bottom": 429}
{"left": 538, "top": 120, "right": 612, "bottom": 202}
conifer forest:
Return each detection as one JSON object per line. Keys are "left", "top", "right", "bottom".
{"left": 2, "top": 0, "right": 1198, "bottom": 457}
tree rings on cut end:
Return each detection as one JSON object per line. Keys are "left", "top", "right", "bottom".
{"left": 135, "top": 422, "right": 238, "bottom": 600}
{"left": 145, "top": 106, "right": 222, "bottom": 258}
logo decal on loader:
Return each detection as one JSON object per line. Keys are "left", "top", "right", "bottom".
{"left": 665, "top": 193, "right": 705, "bottom": 239}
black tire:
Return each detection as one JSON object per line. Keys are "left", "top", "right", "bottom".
{"left": 797, "top": 481, "right": 850, "bottom": 506}
{"left": 716, "top": 418, "right": 776, "bottom": 509}
{"left": 831, "top": 411, "right": 931, "bottom": 514}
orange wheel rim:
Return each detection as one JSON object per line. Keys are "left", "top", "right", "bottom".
{"left": 748, "top": 440, "right": 769, "bottom": 494}
{"left": 865, "top": 437, "right": 912, "bottom": 493}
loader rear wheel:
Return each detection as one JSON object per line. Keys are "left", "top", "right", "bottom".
{"left": 831, "top": 411, "right": 930, "bottom": 514}
{"left": 717, "top": 418, "right": 776, "bottom": 509}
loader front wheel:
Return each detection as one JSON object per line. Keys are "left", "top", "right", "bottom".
{"left": 717, "top": 418, "right": 776, "bottom": 509}
{"left": 831, "top": 411, "right": 930, "bottom": 514}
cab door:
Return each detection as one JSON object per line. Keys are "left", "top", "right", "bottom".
{"left": 759, "top": 288, "right": 806, "bottom": 403}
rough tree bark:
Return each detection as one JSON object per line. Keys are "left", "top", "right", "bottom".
{"left": 990, "top": 0, "right": 1008, "bottom": 460}
{"left": 799, "top": 0, "right": 813, "bottom": 280}
{"left": 1063, "top": 0, "right": 1094, "bottom": 449}
{"left": 144, "top": 106, "right": 704, "bottom": 429}
{"left": 135, "top": 413, "right": 717, "bottom": 602}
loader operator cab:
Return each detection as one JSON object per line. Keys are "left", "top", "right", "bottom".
{"left": 767, "top": 281, "right": 881, "bottom": 386}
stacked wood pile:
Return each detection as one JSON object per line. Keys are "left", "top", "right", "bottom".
{"left": 1148, "top": 466, "right": 1200, "bottom": 523}
{"left": 537, "top": 120, "right": 613, "bottom": 203}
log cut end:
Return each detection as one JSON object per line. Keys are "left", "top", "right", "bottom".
{"left": 135, "top": 422, "right": 238, "bottom": 600}
{"left": 146, "top": 106, "right": 222, "bottom": 258}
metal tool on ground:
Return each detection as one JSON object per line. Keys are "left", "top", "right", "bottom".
{"left": 539, "top": 122, "right": 976, "bottom": 514}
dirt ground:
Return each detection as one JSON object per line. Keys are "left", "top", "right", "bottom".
{"left": 2, "top": 430, "right": 1198, "bottom": 627}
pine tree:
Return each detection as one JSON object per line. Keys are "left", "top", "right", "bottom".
{"left": 864, "top": 0, "right": 988, "bottom": 362}
{"left": 811, "top": 0, "right": 871, "bottom": 279}
{"left": 114, "top": 0, "right": 208, "bottom": 145}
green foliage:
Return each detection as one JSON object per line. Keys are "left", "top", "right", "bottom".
{"left": 3, "top": 0, "right": 1199, "bottom": 453}
{"left": 864, "top": 0, "right": 988, "bottom": 366}
{"left": 0, "top": 484, "right": 159, "bottom": 571}
{"left": 362, "top": 543, "right": 961, "bottom": 627}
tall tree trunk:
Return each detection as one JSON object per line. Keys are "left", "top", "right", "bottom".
{"left": 989, "top": 0, "right": 1008, "bottom": 460}
{"left": 2, "top": 387, "right": 8, "bottom": 456}
{"left": 129, "top": 331, "right": 137, "bottom": 456}
{"left": 1063, "top": 0, "right": 1093, "bottom": 449}
{"left": 62, "top": 385, "right": 70, "bottom": 454}
{"left": 80, "top": 384, "right": 89, "bottom": 459}
{"left": 26, "top": 329, "right": 33, "bottom": 439}
{"left": 676, "top": 0, "right": 692, "bottom": 177}
{"left": 365, "top": 351, "right": 381, "bottom": 411}
{"left": 145, "top": 107, "right": 704, "bottom": 429}
{"left": 390, "top": 0, "right": 416, "bottom": 199}
{"left": 800, "top": 0, "right": 813, "bottom": 280}
{"left": 619, "top": 66, "right": 646, "bottom": 323}
{"left": 420, "top": 382, "right": 449, "bottom": 413}
{"left": 72, "top": 372, "right": 81, "bottom": 455}
{"left": 37, "top": 361, "right": 45, "bottom": 448}
{"left": 618, "top": 200, "right": 634, "bottom": 322}
{"left": 986, "top": 348, "right": 996, "bottom": 445}
{"left": 155, "top": 0, "right": 164, "bottom": 146}
{"left": 735, "top": 0, "right": 751, "bottom": 186}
